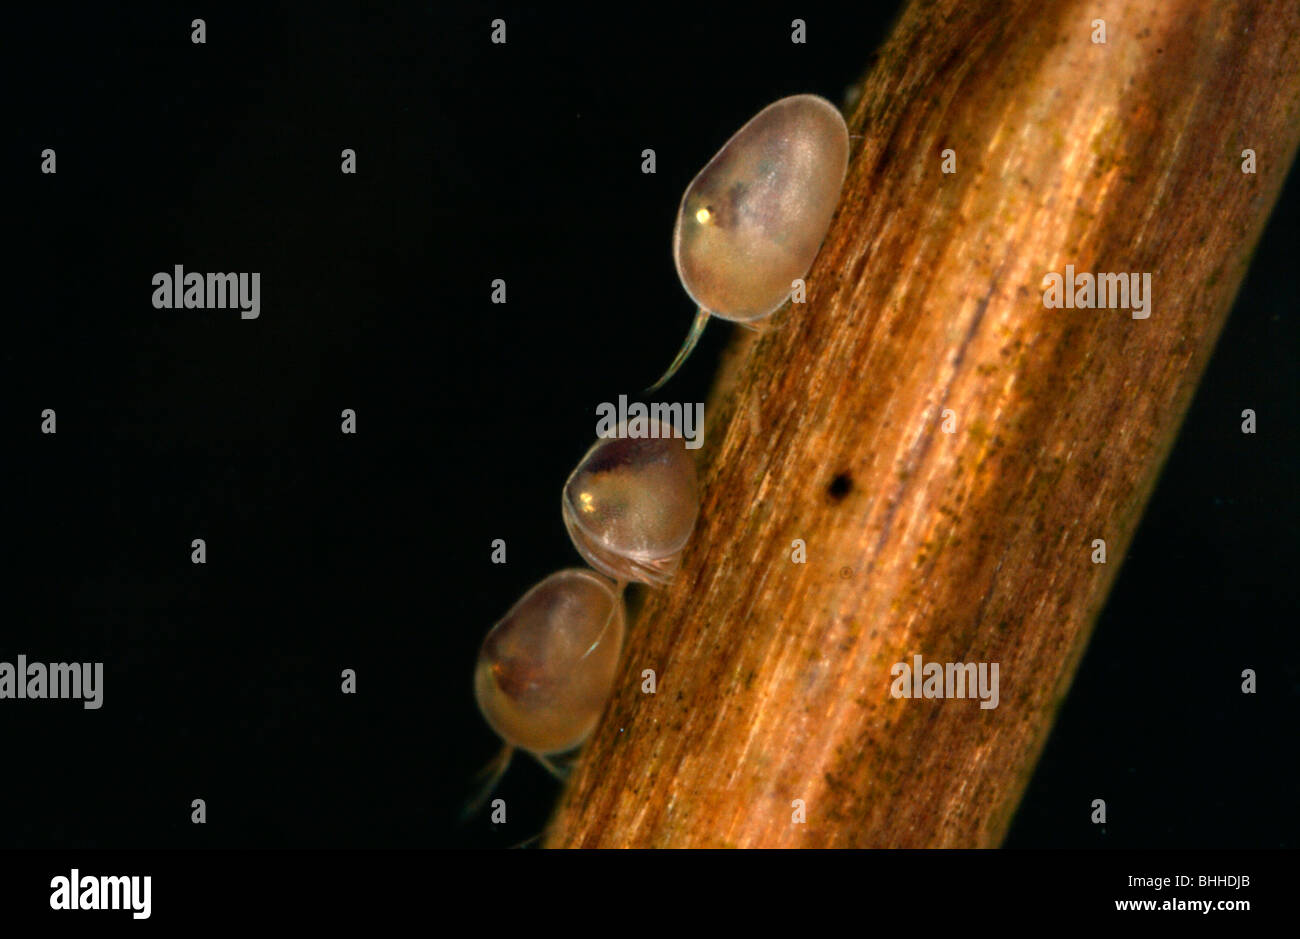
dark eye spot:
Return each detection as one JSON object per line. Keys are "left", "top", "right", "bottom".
{"left": 827, "top": 472, "right": 853, "bottom": 501}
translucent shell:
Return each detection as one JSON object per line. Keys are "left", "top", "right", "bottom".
{"left": 561, "top": 421, "right": 699, "bottom": 586}
{"left": 674, "top": 94, "right": 849, "bottom": 322}
{"left": 647, "top": 93, "right": 851, "bottom": 391}
{"left": 474, "top": 569, "right": 626, "bottom": 756}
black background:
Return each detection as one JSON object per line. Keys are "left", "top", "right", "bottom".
{"left": 5, "top": 2, "right": 1296, "bottom": 849}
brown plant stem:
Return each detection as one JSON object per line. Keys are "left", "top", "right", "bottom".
{"left": 546, "top": 0, "right": 1300, "bottom": 848}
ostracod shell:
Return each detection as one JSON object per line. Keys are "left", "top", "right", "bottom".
{"left": 672, "top": 94, "right": 850, "bottom": 322}
{"left": 474, "top": 568, "right": 626, "bottom": 756}
{"left": 562, "top": 421, "right": 699, "bottom": 586}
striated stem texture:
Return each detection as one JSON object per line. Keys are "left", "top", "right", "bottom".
{"left": 546, "top": 0, "right": 1300, "bottom": 848}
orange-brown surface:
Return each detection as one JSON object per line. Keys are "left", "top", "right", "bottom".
{"left": 547, "top": 0, "right": 1300, "bottom": 847}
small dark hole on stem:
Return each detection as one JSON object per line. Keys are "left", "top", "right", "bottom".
{"left": 827, "top": 472, "right": 853, "bottom": 501}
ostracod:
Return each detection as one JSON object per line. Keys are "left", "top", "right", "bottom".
{"left": 562, "top": 420, "right": 699, "bottom": 586}
{"left": 649, "top": 93, "right": 850, "bottom": 391}
{"left": 474, "top": 568, "right": 627, "bottom": 758}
